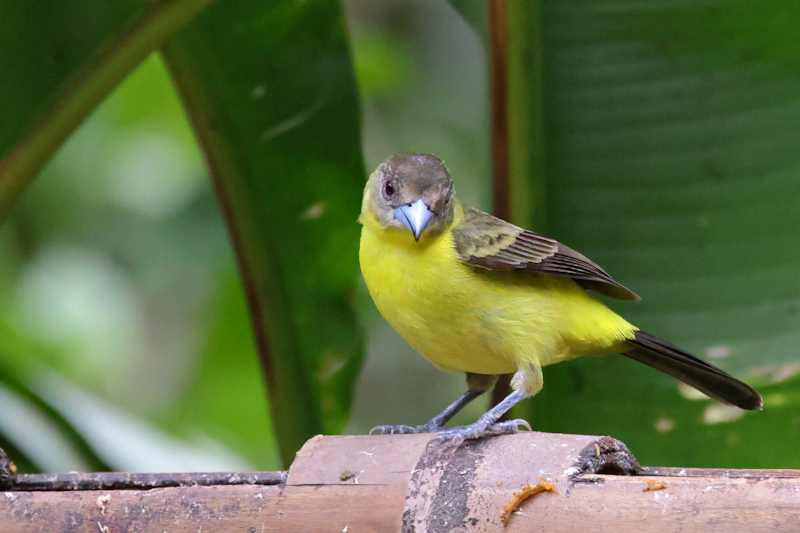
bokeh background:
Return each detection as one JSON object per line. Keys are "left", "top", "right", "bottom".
{"left": 0, "top": 0, "right": 489, "bottom": 473}
{"left": 2, "top": 0, "right": 799, "bottom": 474}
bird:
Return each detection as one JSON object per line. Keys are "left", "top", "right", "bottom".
{"left": 358, "top": 153, "right": 762, "bottom": 443}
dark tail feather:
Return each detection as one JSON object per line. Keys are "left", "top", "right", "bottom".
{"left": 623, "top": 331, "right": 763, "bottom": 411}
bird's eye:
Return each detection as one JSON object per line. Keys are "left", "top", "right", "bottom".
{"left": 384, "top": 181, "right": 395, "bottom": 197}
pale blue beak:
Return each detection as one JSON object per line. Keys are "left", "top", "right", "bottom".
{"left": 394, "top": 198, "right": 434, "bottom": 242}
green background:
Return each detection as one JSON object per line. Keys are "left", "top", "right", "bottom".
{"left": 1, "top": 0, "right": 798, "bottom": 472}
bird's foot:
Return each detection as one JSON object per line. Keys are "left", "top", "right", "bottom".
{"left": 431, "top": 418, "right": 531, "bottom": 445}
{"left": 369, "top": 420, "right": 445, "bottom": 435}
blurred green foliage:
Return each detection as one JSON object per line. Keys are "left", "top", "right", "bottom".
{"left": 1, "top": 54, "right": 268, "bottom": 471}
{"left": 1, "top": 0, "right": 799, "bottom": 476}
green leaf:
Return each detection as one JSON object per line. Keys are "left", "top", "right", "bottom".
{"left": 161, "top": 0, "right": 366, "bottom": 466}
{"left": 494, "top": 1, "right": 800, "bottom": 467}
{"left": 0, "top": 0, "right": 217, "bottom": 221}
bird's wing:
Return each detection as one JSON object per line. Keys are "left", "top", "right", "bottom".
{"left": 452, "top": 206, "right": 640, "bottom": 301}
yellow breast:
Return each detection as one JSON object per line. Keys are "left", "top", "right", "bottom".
{"left": 360, "top": 212, "right": 517, "bottom": 374}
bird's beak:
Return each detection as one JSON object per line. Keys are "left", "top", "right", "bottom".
{"left": 394, "top": 198, "right": 434, "bottom": 242}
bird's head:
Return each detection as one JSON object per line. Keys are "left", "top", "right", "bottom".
{"left": 361, "top": 153, "right": 456, "bottom": 242}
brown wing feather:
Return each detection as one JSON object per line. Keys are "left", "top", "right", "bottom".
{"left": 452, "top": 207, "right": 640, "bottom": 301}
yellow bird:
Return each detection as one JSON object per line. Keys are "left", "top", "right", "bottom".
{"left": 359, "top": 153, "right": 762, "bottom": 442}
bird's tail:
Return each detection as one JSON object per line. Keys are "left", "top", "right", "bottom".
{"left": 622, "top": 331, "right": 762, "bottom": 411}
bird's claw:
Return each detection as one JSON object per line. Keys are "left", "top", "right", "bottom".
{"left": 483, "top": 418, "right": 532, "bottom": 435}
{"left": 371, "top": 418, "right": 531, "bottom": 442}
{"left": 369, "top": 422, "right": 444, "bottom": 435}
{"left": 430, "top": 418, "right": 531, "bottom": 445}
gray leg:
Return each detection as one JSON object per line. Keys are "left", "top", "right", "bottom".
{"left": 370, "top": 373, "right": 496, "bottom": 435}
{"left": 432, "top": 390, "right": 530, "bottom": 443}
{"left": 432, "top": 366, "right": 542, "bottom": 444}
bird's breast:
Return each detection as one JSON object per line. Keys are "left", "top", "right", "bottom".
{"left": 359, "top": 221, "right": 518, "bottom": 374}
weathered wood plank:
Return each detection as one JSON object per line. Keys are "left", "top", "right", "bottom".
{"left": 1, "top": 432, "right": 798, "bottom": 532}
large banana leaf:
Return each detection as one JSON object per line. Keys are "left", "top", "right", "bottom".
{"left": 492, "top": 0, "right": 800, "bottom": 467}
{"left": 161, "top": 0, "right": 366, "bottom": 466}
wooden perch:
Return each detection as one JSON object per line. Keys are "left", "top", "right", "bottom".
{"left": 1, "top": 431, "right": 799, "bottom": 532}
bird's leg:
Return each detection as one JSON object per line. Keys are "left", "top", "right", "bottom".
{"left": 369, "top": 389, "right": 483, "bottom": 435}
{"left": 370, "top": 373, "right": 495, "bottom": 435}
{"left": 433, "top": 365, "right": 542, "bottom": 444}
{"left": 431, "top": 390, "right": 529, "bottom": 443}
